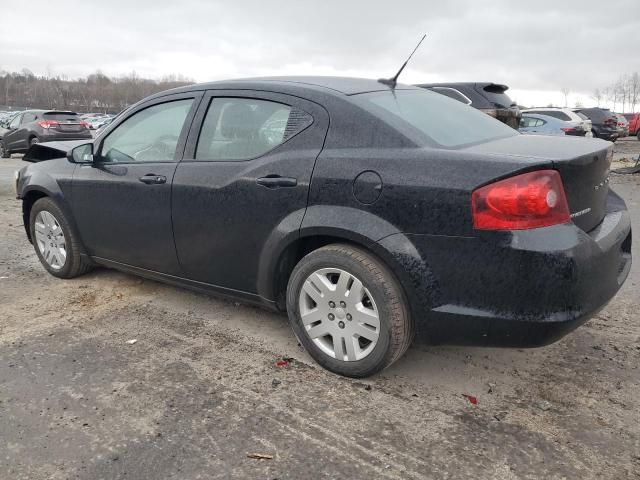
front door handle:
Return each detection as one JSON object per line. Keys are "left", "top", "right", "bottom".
{"left": 139, "top": 174, "right": 167, "bottom": 185}
{"left": 256, "top": 176, "right": 297, "bottom": 188}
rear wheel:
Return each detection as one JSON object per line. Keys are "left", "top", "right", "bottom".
{"left": 0, "top": 141, "right": 9, "bottom": 158}
{"left": 286, "top": 244, "right": 413, "bottom": 377}
{"left": 29, "top": 137, "right": 39, "bottom": 147}
{"left": 29, "top": 197, "right": 92, "bottom": 279}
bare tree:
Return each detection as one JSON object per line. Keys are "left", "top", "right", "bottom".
{"left": 560, "top": 88, "right": 570, "bottom": 107}
{"left": 592, "top": 88, "right": 603, "bottom": 107}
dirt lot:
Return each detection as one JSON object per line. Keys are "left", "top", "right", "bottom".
{"left": 1, "top": 139, "right": 639, "bottom": 480}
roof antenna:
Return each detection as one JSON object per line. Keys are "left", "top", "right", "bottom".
{"left": 378, "top": 34, "right": 427, "bottom": 89}
{"left": 378, "top": 33, "right": 427, "bottom": 89}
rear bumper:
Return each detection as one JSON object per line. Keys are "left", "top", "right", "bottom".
{"left": 380, "top": 190, "right": 632, "bottom": 347}
{"left": 40, "top": 132, "right": 92, "bottom": 142}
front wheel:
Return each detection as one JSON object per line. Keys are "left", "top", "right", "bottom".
{"left": 29, "top": 137, "right": 39, "bottom": 147}
{"left": 286, "top": 244, "right": 413, "bottom": 378}
{"left": 29, "top": 197, "right": 92, "bottom": 278}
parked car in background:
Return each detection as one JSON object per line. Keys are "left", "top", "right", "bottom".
{"left": 573, "top": 108, "right": 619, "bottom": 141}
{"left": 614, "top": 113, "right": 629, "bottom": 138}
{"left": 86, "top": 116, "right": 113, "bottom": 130}
{"left": 623, "top": 113, "right": 640, "bottom": 138}
{"left": 519, "top": 113, "right": 587, "bottom": 136}
{"left": 416, "top": 82, "right": 521, "bottom": 129}
{"left": 15, "top": 77, "right": 631, "bottom": 377}
{"left": 1, "top": 110, "right": 92, "bottom": 158}
{"left": 522, "top": 108, "right": 592, "bottom": 137}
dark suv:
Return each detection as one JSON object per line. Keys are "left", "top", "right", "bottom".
{"left": 1, "top": 110, "right": 92, "bottom": 158}
{"left": 573, "top": 108, "right": 619, "bottom": 141}
{"left": 416, "top": 82, "right": 521, "bottom": 129}
{"left": 15, "top": 77, "right": 631, "bottom": 378}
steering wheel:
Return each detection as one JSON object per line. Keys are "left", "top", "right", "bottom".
{"left": 133, "top": 134, "right": 179, "bottom": 161}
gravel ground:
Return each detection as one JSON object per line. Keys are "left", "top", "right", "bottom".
{"left": 1, "top": 139, "right": 639, "bottom": 479}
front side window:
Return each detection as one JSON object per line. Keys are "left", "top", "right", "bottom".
{"left": 359, "top": 90, "right": 517, "bottom": 148}
{"left": 101, "top": 99, "right": 193, "bottom": 163}
{"left": 9, "top": 114, "right": 21, "bottom": 129}
{"left": 195, "top": 98, "right": 311, "bottom": 161}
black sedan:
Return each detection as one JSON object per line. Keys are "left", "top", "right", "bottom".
{"left": 15, "top": 77, "right": 632, "bottom": 377}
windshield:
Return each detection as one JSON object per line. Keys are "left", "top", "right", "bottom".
{"left": 358, "top": 89, "right": 517, "bottom": 148}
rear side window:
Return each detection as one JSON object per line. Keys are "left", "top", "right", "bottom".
{"left": 535, "top": 110, "right": 571, "bottom": 121}
{"left": 195, "top": 98, "right": 312, "bottom": 161}
{"left": 360, "top": 90, "right": 517, "bottom": 148}
{"left": 22, "top": 113, "right": 37, "bottom": 123}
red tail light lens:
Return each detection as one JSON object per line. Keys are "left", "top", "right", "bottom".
{"left": 37, "top": 120, "right": 59, "bottom": 129}
{"left": 472, "top": 170, "right": 570, "bottom": 230}
{"left": 560, "top": 127, "right": 576, "bottom": 133}
{"left": 80, "top": 121, "right": 89, "bottom": 128}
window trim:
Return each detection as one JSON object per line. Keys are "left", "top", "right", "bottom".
{"left": 95, "top": 92, "right": 202, "bottom": 165}
{"left": 189, "top": 95, "right": 313, "bottom": 163}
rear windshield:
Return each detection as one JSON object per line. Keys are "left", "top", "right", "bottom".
{"left": 44, "top": 112, "right": 80, "bottom": 122}
{"left": 358, "top": 89, "right": 517, "bottom": 148}
{"left": 479, "top": 84, "right": 515, "bottom": 108}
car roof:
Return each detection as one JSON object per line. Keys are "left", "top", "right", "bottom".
{"left": 147, "top": 76, "right": 419, "bottom": 100}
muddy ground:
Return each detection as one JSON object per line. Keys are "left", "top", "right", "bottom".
{"left": 1, "top": 138, "right": 639, "bottom": 480}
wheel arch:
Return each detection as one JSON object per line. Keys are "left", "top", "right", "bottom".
{"left": 259, "top": 207, "right": 439, "bottom": 329}
{"left": 21, "top": 187, "right": 87, "bottom": 256}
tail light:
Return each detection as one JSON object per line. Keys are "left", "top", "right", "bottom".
{"left": 37, "top": 120, "right": 59, "bottom": 129}
{"left": 80, "top": 121, "right": 89, "bottom": 128}
{"left": 560, "top": 127, "right": 576, "bottom": 134}
{"left": 472, "top": 170, "right": 570, "bottom": 230}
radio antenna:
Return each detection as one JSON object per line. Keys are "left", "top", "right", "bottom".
{"left": 378, "top": 34, "right": 427, "bottom": 89}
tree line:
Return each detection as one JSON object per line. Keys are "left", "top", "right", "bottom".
{"left": 0, "top": 69, "right": 194, "bottom": 114}
{"left": 591, "top": 72, "right": 640, "bottom": 113}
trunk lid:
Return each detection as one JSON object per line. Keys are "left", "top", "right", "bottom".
{"left": 466, "top": 135, "right": 612, "bottom": 232}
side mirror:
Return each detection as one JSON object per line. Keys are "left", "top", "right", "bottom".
{"left": 68, "top": 143, "right": 94, "bottom": 164}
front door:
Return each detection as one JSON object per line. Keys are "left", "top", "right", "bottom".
{"left": 172, "top": 90, "right": 329, "bottom": 296}
{"left": 71, "top": 93, "right": 201, "bottom": 274}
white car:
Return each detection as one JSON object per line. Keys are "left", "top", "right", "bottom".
{"left": 522, "top": 107, "right": 593, "bottom": 138}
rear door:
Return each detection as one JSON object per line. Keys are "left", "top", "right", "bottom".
{"left": 172, "top": 90, "right": 329, "bottom": 296}
{"left": 71, "top": 92, "right": 202, "bottom": 274}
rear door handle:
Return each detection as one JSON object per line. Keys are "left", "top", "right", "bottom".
{"left": 139, "top": 174, "right": 167, "bottom": 185}
{"left": 256, "top": 176, "right": 297, "bottom": 188}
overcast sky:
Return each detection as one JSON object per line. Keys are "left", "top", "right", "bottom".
{"left": 1, "top": 0, "right": 639, "bottom": 108}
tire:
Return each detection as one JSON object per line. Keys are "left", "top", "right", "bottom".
{"left": 29, "top": 137, "right": 39, "bottom": 147}
{"left": 286, "top": 244, "right": 413, "bottom": 378}
{"left": 591, "top": 129, "right": 598, "bottom": 139}
{"left": 29, "top": 197, "right": 92, "bottom": 279}
{"left": 637, "top": 130, "right": 640, "bottom": 141}
{"left": 0, "top": 140, "right": 9, "bottom": 158}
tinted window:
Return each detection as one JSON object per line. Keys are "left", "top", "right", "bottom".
{"left": 360, "top": 90, "right": 517, "bottom": 148}
{"left": 195, "top": 98, "right": 310, "bottom": 161}
{"left": 101, "top": 99, "right": 193, "bottom": 163}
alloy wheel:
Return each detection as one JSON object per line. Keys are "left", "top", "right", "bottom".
{"left": 298, "top": 268, "right": 380, "bottom": 361}
{"left": 34, "top": 210, "right": 67, "bottom": 270}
